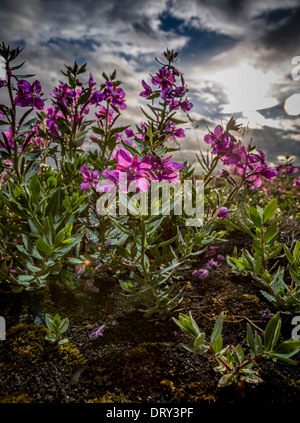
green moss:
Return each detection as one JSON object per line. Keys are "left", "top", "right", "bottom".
{"left": 0, "top": 393, "right": 33, "bottom": 403}
{"left": 4, "top": 324, "right": 84, "bottom": 372}
{"left": 125, "top": 342, "right": 170, "bottom": 361}
{"left": 160, "top": 379, "right": 176, "bottom": 392}
{"left": 88, "top": 391, "right": 131, "bottom": 403}
{"left": 242, "top": 294, "right": 261, "bottom": 304}
{"left": 173, "top": 381, "right": 217, "bottom": 403}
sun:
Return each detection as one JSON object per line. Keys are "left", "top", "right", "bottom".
{"left": 211, "top": 64, "right": 278, "bottom": 127}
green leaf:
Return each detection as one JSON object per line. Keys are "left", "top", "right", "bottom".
{"left": 249, "top": 206, "right": 262, "bottom": 229}
{"left": 17, "top": 275, "right": 35, "bottom": 282}
{"left": 264, "top": 313, "right": 281, "bottom": 351}
{"left": 36, "top": 237, "right": 53, "bottom": 256}
{"left": 185, "top": 342, "right": 209, "bottom": 355}
{"left": 212, "top": 334, "right": 223, "bottom": 353}
{"left": 59, "top": 318, "right": 69, "bottom": 334}
{"left": 45, "top": 314, "right": 54, "bottom": 330}
{"left": 263, "top": 222, "right": 278, "bottom": 244}
{"left": 218, "top": 373, "right": 234, "bottom": 387}
{"left": 26, "top": 263, "right": 41, "bottom": 273}
{"left": 283, "top": 245, "right": 294, "bottom": 264}
{"left": 211, "top": 313, "right": 224, "bottom": 344}
{"left": 263, "top": 199, "right": 277, "bottom": 223}
{"left": 273, "top": 339, "right": 300, "bottom": 358}
{"left": 194, "top": 333, "right": 205, "bottom": 347}
{"left": 77, "top": 88, "right": 91, "bottom": 105}
{"left": 247, "top": 324, "right": 256, "bottom": 354}
{"left": 255, "top": 332, "right": 264, "bottom": 354}
{"left": 25, "top": 159, "right": 41, "bottom": 180}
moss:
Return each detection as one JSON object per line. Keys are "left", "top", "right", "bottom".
{"left": 173, "top": 381, "right": 217, "bottom": 403}
{"left": 4, "top": 324, "right": 84, "bottom": 372}
{"left": 50, "top": 342, "right": 84, "bottom": 373}
{"left": 88, "top": 390, "right": 131, "bottom": 403}
{"left": 92, "top": 367, "right": 110, "bottom": 382}
{"left": 125, "top": 342, "right": 170, "bottom": 361}
{"left": 5, "top": 324, "right": 48, "bottom": 364}
{"left": 160, "top": 379, "right": 176, "bottom": 393}
{"left": 242, "top": 294, "right": 261, "bottom": 304}
{"left": 0, "top": 393, "right": 33, "bottom": 403}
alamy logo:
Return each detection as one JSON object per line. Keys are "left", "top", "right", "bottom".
{"left": 96, "top": 180, "right": 204, "bottom": 227}
{"left": 291, "top": 316, "right": 300, "bottom": 341}
{"left": 292, "top": 56, "right": 300, "bottom": 81}
{"left": 0, "top": 316, "right": 5, "bottom": 340}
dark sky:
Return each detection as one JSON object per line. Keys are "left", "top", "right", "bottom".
{"left": 0, "top": 0, "right": 300, "bottom": 166}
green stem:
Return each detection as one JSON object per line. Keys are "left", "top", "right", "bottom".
{"left": 141, "top": 216, "right": 149, "bottom": 284}
{"left": 204, "top": 340, "right": 233, "bottom": 372}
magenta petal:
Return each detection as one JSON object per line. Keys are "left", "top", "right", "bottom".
{"left": 132, "top": 177, "right": 150, "bottom": 192}
{"left": 96, "top": 180, "right": 116, "bottom": 193}
{"left": 214, "top": 125, "right": 223, "bottom": 138}
{"left": 116, "top": 149, "right": 133, "bottom": 168}
{"left": 17, "top": 80, "right": 31, "bottom": 92}
{"left": 80, "top": 182, "right": 91, "bottom": 191}
{"left": 34, "top": 98, "right": 45, "bottom": 110}
{"left": 166, "top": 161, "right": 184, "bottom": 171}
{"left": 81, "top": 165, "right": 90, "bottom": 179}
{"left": 204, "top": 134, "right": 214, "bottom": 144}
{"left": 32, "top": 80, "right": 42, "bottom": 93}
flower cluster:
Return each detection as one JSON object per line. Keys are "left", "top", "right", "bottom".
{"left": 45, "top": 70, "right": 127, "bottom": 139}
{"left": 15, "top": 80, "right": 45, "bottom": 110}
{"left": 81, "top": 148, "right": 184, "bottom": 193}
{"left": 205, "top": 125, "right": 277, "bottom": 189}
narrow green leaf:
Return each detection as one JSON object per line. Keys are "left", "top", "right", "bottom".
{"left": 211, "top": 313, "right": 224, "bottom": 344}
{"left": 263, "top": 199, "right": 277, "bottom": 223}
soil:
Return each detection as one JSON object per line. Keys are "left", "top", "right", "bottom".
{"left": 0, "top": 231, "right": 299, "bottom": 405}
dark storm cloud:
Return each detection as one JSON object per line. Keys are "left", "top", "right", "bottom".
{"left": 261, "top": 7, "right": 300, "bottom": 55}
{"left": 0, "top": 0, "right": 299, "bottom": 163}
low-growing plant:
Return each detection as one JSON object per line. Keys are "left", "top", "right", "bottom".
{"left": 227, "top": 198, "right": 300, "bottom": 312}
{"left": 173, "top": 311, "right": 300, "bottom": 390}
{"left": 45, "top": 313, "right": 69, "bottom": 345}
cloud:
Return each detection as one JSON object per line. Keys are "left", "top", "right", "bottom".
{"left": 0, "top": 0, "right": 300, "bottom": 164}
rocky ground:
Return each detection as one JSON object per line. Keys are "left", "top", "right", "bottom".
{"left": 0, "top": 231, "right": 299, "bottom": 405}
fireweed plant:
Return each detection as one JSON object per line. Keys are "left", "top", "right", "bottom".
{"left": 0, "top": 42, "right": 299, "bottom": 321}
{"left": 227, "top": 198, "right": 300, "bottom": 313}
{"left": 173, "top": 312, "right": 300, "bottom": 389}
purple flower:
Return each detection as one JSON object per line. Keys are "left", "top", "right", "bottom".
{"left": 294, "top": 177, "right": 300, "bottom": 187}
{"left": 46, "top": 106, "right": 59, "bottom": 136}
{"left": 80, "top": 165, "right": 99, "bottom": 191}
{"left": 0, "top": 78, "right": 6, "bottom": 88}
{"left": 205, "top": 246, "right": 219, "bottom": 258}
{"left": 217, "top": 255, "right": 224, "bottom": 261}
{"left": 204, "top": 125, "right": 224, "bottom": 145}
{"left": 125, "top": 128, "right": 134, "bottom": 138}
{"left": 15, "top": 80, "right": 45, "bottom": 110}
{"left": 105, "top": 82, "right": 126, "bottom": 110}
{"left": 192, "top": 269, "right": 209, "bottom": 279}
{"left": 217, "top": 207, "right": 228, "bottom": 219}
{"left": 51, "top": 83, "right": 75, "bottom": 108}
{"left": 206, "top": 259, "right": 222, "bottom": 268}
{"left": 152, "top": 67, "right": 175, "bottom": 93}
{"left": 259, "top": 309, "right": 272, "bottom": 319}
{"left": 114, "top": 148, "right": 154, "bottom": 192}
{"left": 89, "top": 324, "right": 105, "bottom": 338}
{"left": 89, "top": 90, "right": 105, "bottom": 105}
{"left": 140, "top": 80, "right": 153, "bottom": 98}
{"left": 150, "top": 155, "right": 184, "bottom": 184}
{"left": 180, "top": 100, "right": 193, "bottom": 112}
